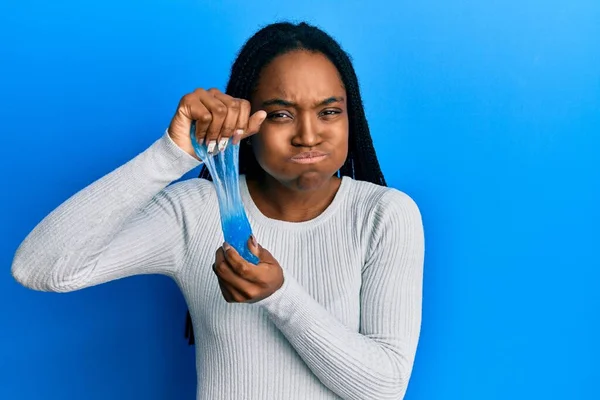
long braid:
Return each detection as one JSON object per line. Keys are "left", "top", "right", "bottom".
{"left": 185, "top": 21, "right": 386, "bottom": 345}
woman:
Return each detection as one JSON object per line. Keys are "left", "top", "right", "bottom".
{"left": 12, "top": 22, "right": 425, "bottom": 400}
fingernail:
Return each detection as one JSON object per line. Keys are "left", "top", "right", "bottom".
{"left": 207, "top": 140, "right": 216, "bottom": 154}
{"left": 250, "top": 235, "right": 257, "bottom": 248}
{"left": 218, "top": 137, "right": 229, "bottom": 152}
{"left": 235, "top": 129, "right": 244, "bottom": 136}
{"left": 222, "top": 242, "right": 231, "bottom": 251}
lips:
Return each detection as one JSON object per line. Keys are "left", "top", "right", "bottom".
{"left": 289, "top": 151, "right": 329, "bottom": 165}
{"left": 291, "top": 151, "right": 328, "bottom": 160}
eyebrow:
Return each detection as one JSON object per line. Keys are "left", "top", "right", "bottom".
{"left": 261, "top": 96, "right": 345, "bottom": 108}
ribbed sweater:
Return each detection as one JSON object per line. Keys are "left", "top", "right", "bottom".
{"left": 11, "top": 131, "right": 425, "bottom": 400}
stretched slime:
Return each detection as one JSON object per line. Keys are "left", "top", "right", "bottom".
{"left": 190, "top": 122, "right": 259, "bottom": 265}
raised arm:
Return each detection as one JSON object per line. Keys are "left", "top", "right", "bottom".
{"left": 11, "top": 132, "right": 202, "bottom": 292}
{"left": 12, "top": 88, "right": 267, "bottom": 292}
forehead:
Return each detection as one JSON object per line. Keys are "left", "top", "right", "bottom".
{"left": 254, "top": 50, "right": 346, "bottom": 100}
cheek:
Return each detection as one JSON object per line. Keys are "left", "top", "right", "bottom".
{"left": 251, "top": 132, "right": 287, "bottom": 163}
{"left": 333, "top": 121, "right": 350, "bottom": 157}
{"left": 336, "top": 137, "right": 349, "bottom": 166}
{"left": 251, "top": 120, "right": 349, "bottom": 172}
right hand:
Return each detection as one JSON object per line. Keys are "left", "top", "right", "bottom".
{"left": 167, "top": 88, "right": 267, "bottom": 160}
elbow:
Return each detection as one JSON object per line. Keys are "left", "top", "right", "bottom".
{"left": 11, "top": 244, "right": 36, "bottom": 290}
{"left": 339, "top": 371, "right": 408, "bottom": 400}
{"left": 11, "top": 264, "right": 27, "bottom": 288}
{"left": 375, "top": 371, "right": 409, "bottom": 400}
{"left": 11, "top": 257, "right": 51, "bottom": 292}
{"left": 11, "top": 246, "right": 77, "bottom": 293}
{"left": 12, "top": 262, "right": 79, "bottom": 293}
{"left": 11, "top": 257, "right": 43, "bottom": 291}
{"left": 391, "top": 373, "right": 409, "bottom": 400}
{"left": 365, "top": 358, "right": 411, "bottom": 400}
{"left": 11, "top": 236, "right": 43, "bottom": 290}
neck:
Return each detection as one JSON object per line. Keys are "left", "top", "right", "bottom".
{"left": 246, "top": 173, "right": 342, "bottom": 223}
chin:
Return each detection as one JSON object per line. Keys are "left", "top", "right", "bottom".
{"left": 288, "top": 170, "right": 335, "bottom": 191}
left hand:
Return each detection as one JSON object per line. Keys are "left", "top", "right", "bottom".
{"left": 212, "top": 236, "right": 284, "bottom": 303}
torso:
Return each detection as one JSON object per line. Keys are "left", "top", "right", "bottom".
{"left": 172, "top": 174, "right": 387, "bottom": 399}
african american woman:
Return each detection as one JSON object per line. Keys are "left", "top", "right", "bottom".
{"left": 12, "top": 22, "right": 425, "bottom": 400}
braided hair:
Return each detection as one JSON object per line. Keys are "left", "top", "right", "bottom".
{"left": 185, "top": 21, "right": 386, "bottom": 344}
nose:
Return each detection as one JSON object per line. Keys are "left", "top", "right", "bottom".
{"left": 291, "top": 113, "right": 321, "bottom": 148}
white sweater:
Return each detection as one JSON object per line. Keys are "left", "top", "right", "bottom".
{"left": 11, "top": 132, "right": 425, "bottom": 400}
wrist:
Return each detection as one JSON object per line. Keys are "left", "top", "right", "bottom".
{"left": 166, "top": 129, "right": 201, "bottom": 162}
{"left": 254, "top": 271, "right": 291, "bottom": 308}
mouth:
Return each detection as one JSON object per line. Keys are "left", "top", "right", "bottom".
{"left": 290, "top": 151, "right": 329, "bottom": 164}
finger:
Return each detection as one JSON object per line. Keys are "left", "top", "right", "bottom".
{"left": 232, "top": 100, "right": 251, "bottom": 145}
{"left": 177, "top": 91, "right": 212, "bottom": 145}
{"left": 247, "top": 235, "right": 260, "bottom": 258}
{"left": 222, "top": 242, "right": 259, "bottom": 282}
{"left": 216, "top": 275, "right": 235, "bottom": 302}
{"left": 213, "top": 259, "right": 256, "bottom": 300}
{"left": 211, "top": 91, "right": 241, "bottom": 152}
{"left": 199, "top": 89, "right": 227, "bottom": 153}
{"left": 240, "top": 110, "right": 267, "bottom": 141}
{"left": 218, "top": 277, "right": 248, "bottom": 303}
{"left": 215, "top": 273, "right": 241, "bottom": 303}
{"left": 215, "top": 246, "right": 225, "bottom": 266}
{"left": 213, "top": 264, "right": 230, "bottom": 298}
{"left": 191, "top": 101, "right": 211, "bottom": 146}
{"left": 245, "top": 235, "right": 276, "bottom": 265}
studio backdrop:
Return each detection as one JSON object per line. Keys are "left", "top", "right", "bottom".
{"left": 1, "top": 1, "right": 598, "bottom": 399}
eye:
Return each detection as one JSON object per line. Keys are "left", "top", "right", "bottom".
{"left": 267, "top": 112, "right": 292, "bottom": 120}
{"left": 320, "top": 109, "right": 342, "bottom": 118}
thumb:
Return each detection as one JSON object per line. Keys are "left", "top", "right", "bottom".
{"left": 244, "top": 110, "right": 267, "bottom": 139}
{"left": 247, "top": 234, "right": 273, "bottom": 263}
{"left": 247, "top": 234, "right": 260, "bottom": 258}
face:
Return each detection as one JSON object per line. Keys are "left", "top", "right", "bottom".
{"left": 250, "top": 50, "right": 349, "bottom": 191}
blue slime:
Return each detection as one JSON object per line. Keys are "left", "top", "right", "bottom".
{"left": 190, "top": 122, "right": 259, "bottom": 265}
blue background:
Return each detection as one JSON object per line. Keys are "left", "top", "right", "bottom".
{"left": 1, "top": 1, "right": 598, "bottom": 399}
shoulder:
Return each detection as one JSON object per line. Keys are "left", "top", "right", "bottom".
{"left": 344, "top": 178, "right": 422, "bottom": 226}
{"left": 341, "top": 180, "right": 425, "bottom": 278}
{"left": 343, "top": 178, "right": 424, "bottom": 261}
{"left": 376, "top": 187, "right": 422, "bottom": 226}
{"left": 157, "top": 177, "right": 218, "bottom": 212}
{"left": 163, "top": 177, "right": 216, "bottom": 197}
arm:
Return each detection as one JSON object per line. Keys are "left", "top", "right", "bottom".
{"left": 11, "top": 132, "right": 203, "bottom": 292}
{"left": 255, "top": 190, "right": 425, "bottom": 400}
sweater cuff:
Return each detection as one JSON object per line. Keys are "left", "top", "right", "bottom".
{"left": 254, "top": 270, "right": 310, "bottom": 325}
{"left": 133, "top": 130, "right": 202, "bottom": 185}
{"left": 150, "top": 129, "right": 202, "bottom": 173}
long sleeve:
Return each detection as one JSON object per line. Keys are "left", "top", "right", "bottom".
{"left": 255, "top": 190, "right": 425, "bottom": 400}
{"left": 11, "top": 131, "right": 203, "bottom": 292}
